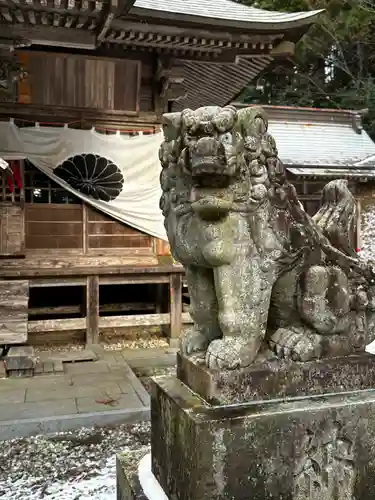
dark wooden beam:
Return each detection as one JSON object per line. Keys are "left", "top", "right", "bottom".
{"left": 86, "top": 275, "right": 99, "bottom": 345}
{"left": 97, "top": 0, "right": 135, "bottom": 44}
{"left": 0, "top": 102, "right": 160, "bottom": 128}
{"left": 1, "top": 24, "right": 96, "bottom": 49}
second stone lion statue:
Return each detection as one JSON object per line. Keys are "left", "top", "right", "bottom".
{"left": 159, "top": 105, "right": 375, "bottom": 370}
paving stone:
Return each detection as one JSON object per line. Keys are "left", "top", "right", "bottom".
{"left": 0, "top": 398, "right": 77, "bottom": 421}
{"left": 0, "top": 388, "right": 26, "bottom": 404}
{"left": 34, "top": 361, "right": 44, "bottom": 375}
{"left": 125, "top": 353, "right": 177, "bottom": 370}
{"left": 121, "top": 348, "right": 171, "bottom": 361}
{"left": 43, "top": 361, "right": 54, "bottom": 373}
{"left": 111, "top": 366, "right": 150, "bottom": 407}
{"left": 25, "top": 382, "right": 122, "bottom": 403}
{"left": 0, "top": 378, "right": 30, "bottom": 391}
{"left": 116, "top": 380, "right": 136, "bottom": 395}
{"left": 0, "top": 360, "right": 6, "bottom": 379}
{"left": 64, "top": 360, "right": 110, "bottom": 376}
{"left": 70, "top": 370, "right": 128, "bottom": 386}
{"left": 26, "top": 375, "right": 72, "bottom": 389}
{"left": 76, "top": 393, "right": 142, "bottom": 414}
{"left": 38, "top": 349, "right": 97, "bottom": 363}
{"left": 53, "top": 360, "right": 64, "bottom": 373}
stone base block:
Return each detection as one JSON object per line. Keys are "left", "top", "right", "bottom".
{"left": 177, "top": 352, "right": 375, "bottom": 404}
{"left": 4, "top": 346, "right": 36, "bottom": 377}
{"left": 151, "top": 375, "right": 375, "bottom": 500}
{"left": 117, "top": 447, "right": 150, "bottom": 500}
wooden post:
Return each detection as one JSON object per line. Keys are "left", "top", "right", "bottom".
{"left": 155, "top": 283, "right": 164, "bottom": 314}
{"left": 169, "top": 273, "right": 182, "bottom": 347}
{"left": 86, "top": 275, "right": 99, "bottom": 345}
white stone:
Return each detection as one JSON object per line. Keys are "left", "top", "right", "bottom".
{"left": 365, "top": 340, "right": 375, "bottom": 355}
{"left": 138, "top": 453, "right": 169, "bottom": 500}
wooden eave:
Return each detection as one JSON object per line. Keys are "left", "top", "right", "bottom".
{"left": 0, "top": 0, "right": 321, "bottom": 111}
{"left": 0, "top": 0, "right": 319, "bottom": 56}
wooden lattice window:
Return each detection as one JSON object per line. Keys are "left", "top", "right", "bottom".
{"left": 24, "top": 160, "right": 81, "bottom": 205}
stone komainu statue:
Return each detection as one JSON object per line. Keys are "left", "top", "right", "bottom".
{"left": 159, "top": 105, "right": 375, "bottom": 370}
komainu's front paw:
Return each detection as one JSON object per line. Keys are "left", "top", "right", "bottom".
{"left": 180, "top": 328, "right": 212, "bottom": 356}
{"left": 269, "top": 327, "right": 323, "bottom": 362}
{"left": 205, "top": 337, "right": 255, "bottom": 370}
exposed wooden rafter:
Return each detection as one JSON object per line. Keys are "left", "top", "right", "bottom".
{"left": 97, "top": 0, "right": 135, "bottom": 44}
{"left": 1, "top": 24, "right": 96, "bottom": 49}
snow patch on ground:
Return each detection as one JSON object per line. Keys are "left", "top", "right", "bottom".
{"left": 0, "top": 423, "right": 150, "bottom": 500}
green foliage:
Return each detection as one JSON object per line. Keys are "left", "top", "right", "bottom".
{"left": 238, "top": 0, "right": 375, "bottom": 138}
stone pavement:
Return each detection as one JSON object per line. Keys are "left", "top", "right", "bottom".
{"left": 0, "top": 347, "right": 157, "bottom": 440}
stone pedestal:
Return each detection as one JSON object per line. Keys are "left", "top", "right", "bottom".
{"left": 150, "top": 353, "right": 375, "bottom": 500}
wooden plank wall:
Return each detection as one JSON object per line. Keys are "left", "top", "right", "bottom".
{"left": 25, "top": 204, "right": 84, "bottom": 250}
{"left": 139, "top": 58, "right": 154, "bottom": 113}
{"left": 18, "top": 51, "right": 141, "bottom": 113}
{"left": 86, "top": 206, "right": 153, "bottom": 250}
{"left": 22, "top": 203, "right": 161, "bottom": 253}
{"left": 0, "top": 280, "right": 29, "bottom": 344}
{"left": 0, "top": 204, "right": 24, "bottom": 255}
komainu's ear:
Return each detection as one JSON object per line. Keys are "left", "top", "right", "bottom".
{"left": 235, "top": 107, "right": 268, "bottom": 138}
{"left": 162, "top": 113, "right": 182, "bottom": 141}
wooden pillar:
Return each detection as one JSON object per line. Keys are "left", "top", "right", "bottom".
{"left": 86, "top": 275, "right": 99, "bottom": 345}
{"left": 169, "top": 273, "right": 182, "bottom": 347}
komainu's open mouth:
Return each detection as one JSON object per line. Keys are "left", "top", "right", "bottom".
{"left": 192, "top": 173, "right": 231, "bottom": 189}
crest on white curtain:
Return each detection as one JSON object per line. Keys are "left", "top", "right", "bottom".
{"left": 54, "top": 153, "right": 124, "bottom": 202}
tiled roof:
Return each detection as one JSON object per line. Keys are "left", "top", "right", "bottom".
{"left": 287, "top": 167, "right": 375, "bottom": 178}
{"left": 133, "top": 0, "right": 323, "bottom": 26}
{"left": 173, "top": 57, "right": 274, "bottom": 111}
{"left": 268, "top": 121, "right": 375, "bottom": 168}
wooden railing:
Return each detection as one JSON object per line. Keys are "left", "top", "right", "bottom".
{"left": 0, "top": 263, "right": 191, "bottom": 347}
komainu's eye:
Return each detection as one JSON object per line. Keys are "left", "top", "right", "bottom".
{"left": 220, "top": 133, "right": 232, "bottom": 145}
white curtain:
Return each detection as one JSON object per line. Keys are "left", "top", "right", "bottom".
{"left": 0, "top": 121, "right": 167, "bottom": 241}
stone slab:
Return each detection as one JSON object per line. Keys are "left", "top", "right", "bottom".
{"left": 151, "top": 375, "right": 375, "bottom": 500}
{"left": 64, "top": 360, "right": 110, "bottom": 375}
{"left": 177, "top": 352, "right": 375, "bottom": 404}
{"left": 0, "top": 406, "right": 150, "bottom": 441}
{"left": 25, "top": 382, "right": 123, "bottom": 402}
{"left": 76, "top": 393, "right": 142, "bottom": 413}
{"left": 0, "top": 356, "right": 150, "bottom": 440}
{"left": 0, "top": 398, "right": 78, "bottom": 421}
{"left": 37, "top": 348, "right": 98, "bottom": 363}
{"left": 117, "top": 447, "right": 150, "bottom": 500}
{"left": 0, "top": 388, "right": 26, "bottom": 404}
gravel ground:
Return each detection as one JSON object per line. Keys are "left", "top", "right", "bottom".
{"left": 361, "top": 204, "right": 375, "bottom": 261}
{"left": 0, "top": 422, "right": 151, "bottom": 500}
